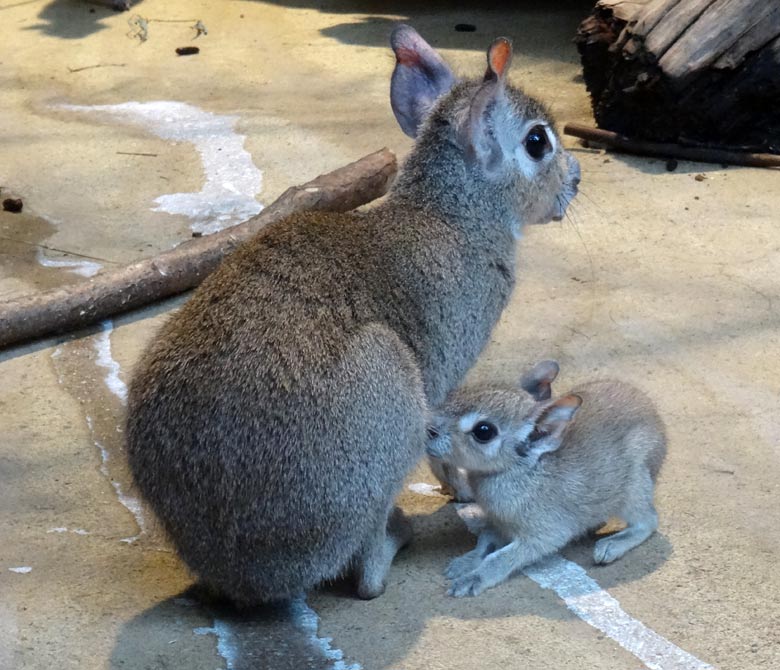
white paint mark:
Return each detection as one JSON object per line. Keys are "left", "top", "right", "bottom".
{"left": 290, "top": 596, "right": 362, "bottom": 670}
{"left": 525, "top": 557, "right": 714, "bottom": 670}
{"left": 59, "top": 101, "right": 263, "bottom": 234}
{"left": 97, "top": 426, "right": 145, "bottom": 543}
{"left": 36, "top": 248, "right": 102, "bottom": 277}
{"left": 50, "top": 338, "right": 144, "bottom": 544}
{"left": 194, "top": 621, "right": 239, "bottom": 670}
{"left": 86, "top": 412, "right": 143, "bottom": 539}
{"left": 94, "top": 320, "right": 128, "bottom": 404}
{"left": 407, "top": 482, "right": 445, "bottom": 497}
{"left": 8, "top": 567, "right": 32, "bottom": 574}
{"left": 452, "top": 504, "right": 714, "bottom": 670}
{"left": 46, "top": 527, "right": 90, "bottom": 535}
{"left": 92, "top": 324, "right": 144, "bottom": 541}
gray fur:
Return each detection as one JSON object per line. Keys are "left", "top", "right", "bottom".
{"left": 125, "top": 27, "right": 580, "bottom": 605}
{"left": 429, "top": 370, "right": 666, "bottom": 597}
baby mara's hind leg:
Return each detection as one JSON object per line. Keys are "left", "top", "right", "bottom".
{"left": 594, "top": 469, "right": 658, "bottom": 565}
{"left": 355, "top": 506, "right": 413, "bottom": 599}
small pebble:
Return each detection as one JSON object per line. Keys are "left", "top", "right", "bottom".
{"left": 176, "top": 46, "right": 200, "bottom": 56}
{"left": 694, "top": 173, "right": 706, "bottom": 181}
{"left": 455, "top": 24, "right": 477, "bottom": 32}
{"left": 191, "top": 231, "right": 203, "bottom": 238}
{"left": 2, "top": 198, "right": 23, "bottom": 213}
{"left": 665, "top": 159, "right": 678, "bottom": 171}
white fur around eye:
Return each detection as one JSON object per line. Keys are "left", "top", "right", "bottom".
{"left": 512, "top": 121, "right": 556, "bottom": 179}
{"left": 458, "top": 412, "right": 483, "bottom": 433}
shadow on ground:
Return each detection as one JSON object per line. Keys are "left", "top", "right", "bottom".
{"left": 110, "top": 504, "right": 672, "bottom": 670}
{"left": 25, "top": 0, "right": 142, "bottom": 39}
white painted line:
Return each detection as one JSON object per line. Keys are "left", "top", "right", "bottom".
{"left": 36, "top": 248, "right": 102, "bottom": 277}
{"left": 194, "top": 621, "right": 238, "bottom": 670}
{"left": 8, "top": 567, "right": 32, "bottom": 574}
{"left": 407, "top": 482, "right": 445, "bottom": 497}
{"left": 94, "top": 320, "right": 128, "bottom": 404}
{"left": 525, "top": 556, "right": 714, "bottom": 670}
{"left": 59, "top": 101, "right": 264, "bottom": 234}
{"left": 453, "top": 504, "right": 715, "bottom": 670}
{"left": 46, "top": 527, "right": 90, "bottom": 535}
{"left": 89, "top": 422, "right": 146, "bottom": 543}
{"left": 290, "top": 596, "right": 362, "bottom": 670}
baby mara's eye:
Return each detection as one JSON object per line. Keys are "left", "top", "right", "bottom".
{"left": 471, "top": 421, "right": 498, "bottom": 443}
{"left": 524, "top": 124, "right": 551, "bottom": 161}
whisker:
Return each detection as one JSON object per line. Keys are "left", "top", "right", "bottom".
{"left": 563, "top": 205, "right": 596, "bottom": 285}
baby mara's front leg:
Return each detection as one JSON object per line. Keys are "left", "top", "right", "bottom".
{"left": 445, "top": 528, "right": 503, "bottom": 579}
{"left": 447, "top": 535, "right": 561, "bottom": 597}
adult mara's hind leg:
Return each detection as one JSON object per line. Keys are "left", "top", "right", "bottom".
{"left": 355, "top": 506, "right": 413, "bottom": 599}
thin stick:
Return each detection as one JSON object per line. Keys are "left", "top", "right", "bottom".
{"left": 0, "top": 148, "right": 397, "bottom": 350}
{"left": 564, "top": 123, "right": 780, "bottom": 168}
{"left": 68, "top": 63, "right": 127, "bottom": 73}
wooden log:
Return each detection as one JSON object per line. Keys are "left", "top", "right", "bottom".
{"left": 564, "top": 122, "right": 780, "bottom": 168}
{"left": 575, "top": 0, "right": 780, "bottom": 154}
{"left": 0, "top": 148, "right": 397, "bottom": 350}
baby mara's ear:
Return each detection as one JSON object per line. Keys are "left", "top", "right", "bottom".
{"left": 457, "top": 37, "right": 513, "bottom": 174}
{"left": 519, "top": 360, "right": 559, "bottom": 401}
{"left": 390, "top": 25, "right": 456, "bottom": 138}
{"left": 517, "top": 394, "right": 581, "bottom": 465}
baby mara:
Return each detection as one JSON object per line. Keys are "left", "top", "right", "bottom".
{"left": 427, "top": 361, "right": 666, "bottom": 597}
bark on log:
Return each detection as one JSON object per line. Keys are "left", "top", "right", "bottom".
{"left": 576, "top": 0, "right": 780, "bottom": 153}
{"left": 0, "top": 148, "right": 397, "bottom": 350}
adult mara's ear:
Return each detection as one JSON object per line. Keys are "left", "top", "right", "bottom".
{"left": 458, "top": 37, "right": 513, "bottom": 173}
{"left": 519, "top": 360, "right": 560, "bottom": 401}
{"left": 390, "top": 25, "right": 456, "bottom": 138}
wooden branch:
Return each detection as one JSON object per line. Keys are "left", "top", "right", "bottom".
{"left": 0, "top": 148, "right": 397, "bottom": 350}
{"left": 564, "top": 123, "right": 780, "bottom": 168}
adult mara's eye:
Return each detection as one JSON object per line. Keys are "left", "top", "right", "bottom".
{"left": 524, "top": 125, "right": 550, "bottom": 161}
{"left": 471, "top": 421, "right": 498, "bottom": 443}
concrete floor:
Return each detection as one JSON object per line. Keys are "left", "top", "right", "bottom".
{"left": 1, "top": 1, "right": 779, "bottom": 669}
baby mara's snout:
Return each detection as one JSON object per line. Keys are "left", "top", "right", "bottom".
{"left": 426, "top": 425, "right": 451, "bottom": 459}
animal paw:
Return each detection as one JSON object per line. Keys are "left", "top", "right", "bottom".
{"left": 444, "top": 552, "right": 480, "bottom": 579}
{"left": 593, "top": 536, "right": 626, "bottom": 565}
{"left": 447, "top": 572, "right": 485, "bottom": 598}
{"left": 357, "top": 579, "right": 386, "bottom": 600}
